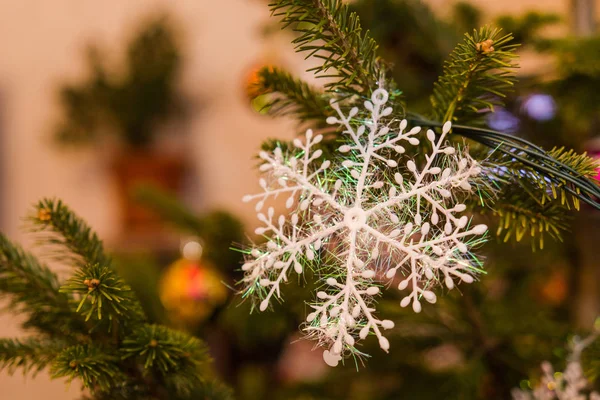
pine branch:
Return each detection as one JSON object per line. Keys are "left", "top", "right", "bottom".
{"left": 488, "top": 192, "right": 570, "bottom": 250}
{"left": 252, "top": 66, "right": 331, "bottom": 122}
{"left": 0, "top": 199, "right": 231, "bottom": 399}
{"left": 121, "top": 325, "right": 209, "bottom": 397}
{"left": 430, "top": 26, "right": 519, "bottom": 124}
{"left": 493, "top": 147, "right": 598, "bottom": 209}
{"left": 51, "top": 345, "right": 124, "bottom": 393}
{"left": 121, "top": 324, "right": 207, "bottom": 372}
{"left": 0, "top": 233, "right": 86, "bottom": 336}
{"left": 470, "top": 145, "right": 599, "bottom": 248}
{"left": 270, "top": 0, "right": 381, "bottom": 94}
{"left": 61, "top": 262, "right": 145, "bottom": 325}
{"left": 30, "top": 198, "right": 110, "bottom": 267}
{"left": 413, "top": 120, "right": 600, "bottom": 210}
{"left": 0, "top": 338, "right": 66, "bottom": 376}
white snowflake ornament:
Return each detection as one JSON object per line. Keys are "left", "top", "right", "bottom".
{"left": 242, "top": 88, "right": 487, "bottom": 366}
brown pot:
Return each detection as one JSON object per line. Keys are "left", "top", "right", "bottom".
{"left": 112, "top": 150, "right": 187, "bottom": 235}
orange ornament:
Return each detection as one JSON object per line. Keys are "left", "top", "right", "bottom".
{"left": 243, "top": 61, "right": 280, "bottom": 113}
{"left": 159, "top": 258, "right": 228, "bottom": 324}
{"left": 539, "top": 269, "right": 568, "bottom": 306}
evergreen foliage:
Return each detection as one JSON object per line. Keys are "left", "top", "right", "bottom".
{"left": 269, "top": 0, "right": 383, "bottom": 95}
{"left": 54, "top": 16, "right": 184, "bottom": 149}
{"left": 495, "top": 11, "right": 561, "bottom": 47}
{"left": 0, "top": 234, "right": 86, "bottom": 336}
{"left": 254, "top": 0, "right": 600, "bottom": 249}
{"left": 0, "top": 338, "right": 66, "bottom": 376}
{"left": 31, "top": 198, "right": 110, "bottom": 267}
{"left": 134, "top": 185, "right": 245, "bottom": 270}
{"left": 429, "top": 27, "right": 519, "bottom": 124}
{"left": 253, "top": 66, "right": 331, "bottom": 123}
{"left": 0, "top": 198, "right": 230, "bottom": 399}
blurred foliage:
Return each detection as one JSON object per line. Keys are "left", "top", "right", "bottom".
{"left": 54, "top": 15, "right": 185, "bottom": 149}
{"left": 495, "top": 12, "right": 561, "bottom": 47}
{"left": 134, "top": 184, "right": 245, "bottom": 271}
{"left": 350, "top": 0, "right": 456, "bottom": 108}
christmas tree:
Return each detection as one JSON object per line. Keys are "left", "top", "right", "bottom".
{"left": 2, "top": 1, "right": 600, "bottom": 399}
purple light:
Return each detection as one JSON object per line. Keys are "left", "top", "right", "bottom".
{"left": 487, "top": 108, "right": 520, "bottom": 133}
{"left": 522, "top": 94, "right": 557, "bottom": 121}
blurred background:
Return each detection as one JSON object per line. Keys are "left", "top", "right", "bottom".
{"left": 0, "top": 0, "right": 599, "bottom": 399}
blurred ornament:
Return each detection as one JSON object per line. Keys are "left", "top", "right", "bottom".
{"left": 245, "top": 63, "right": 275, "bottom": 114}
{"left": 277, "top": 334, "right": 329, "bottom": 383}
{"left": 243, "top": 53, "right": 283, "bottom": 114}
{"left": 423, "top": 344, "right": 465, "bottom": 372}
{"left": 245, "top": 63, "right": 271, "bottom": 99}
{"left": 538, "top": 269, "right": 568, "bottom": 306}
{"left": 159, "top": 238, "right": 228, "bottom": 324}
{"left": 521, "top": 94, "right": 557, "bottom": 121}
{"left": 487, "top": 108, "right": 521, "bottom": 133}
{"left": 512, "top": 330, "right": 600, "bottom": 400}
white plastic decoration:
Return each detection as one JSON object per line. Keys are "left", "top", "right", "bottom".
{"left": 242, "top": 88, "right": 487, "bottom": 366}
{"left": 512, "top": 333, "right": 600, "bottom": 400}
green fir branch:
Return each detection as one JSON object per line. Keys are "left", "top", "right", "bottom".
{"left": 30, "top": 198, "right": 110, "bottom": 267}
{"left": 493, "top": 146, "right": 599, "bottom": 211}
{"left": 121, "top": 325, "right": 209, "bottom": 397}
{"left": 253, "top": 66, "right": 331, "bottom": 122}
{"left": 477, "top": 147, "right": 599, "bottom": 248}
{"left": 412, "top": 120, "right": 600, "bottom": 210}
{"left": 61, "top": 263, "right": 145, "bottom": 324}
{"left": 488, "top": 193, "right": 570, "bottom": 250}
{"left": 0, "top": 234, "right": 86, "bottom": 336}
{"left": 121, "top": 324, "right": 207, "bottom": 373}
{"left": 0, "top": 338, "right": 66, "bottom": 376}
{"left": 457, "top": 126, "right": 600, "bottom": 209}
{"left": 430, "top": 26, "right": 519, "bottom": 124}
{"left": 51, "top": 345, "right": 124, "bottom": 393}
{"left": 270, "top": 0, "right": 381, "bottom": 94}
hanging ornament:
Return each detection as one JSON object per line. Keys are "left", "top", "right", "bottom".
{"left": 241, "top": 88, "right": 488, "bottom": 366}
{"left": 538, "top": 268, "right": 568, "bottom": 306}
{"left": 159, "top": 238, "right": 227, "bottom": 325}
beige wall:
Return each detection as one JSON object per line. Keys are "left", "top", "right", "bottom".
{"left": 0, "top": 0, "right": 593, "bottom": 398}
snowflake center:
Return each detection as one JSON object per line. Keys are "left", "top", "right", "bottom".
{"left": 343, "top": 207, "right": 367, "bottom": 230}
